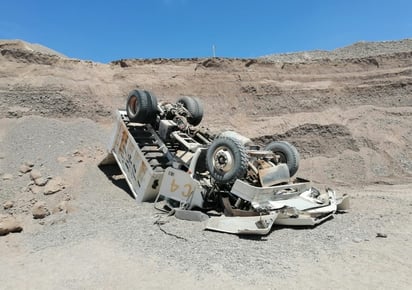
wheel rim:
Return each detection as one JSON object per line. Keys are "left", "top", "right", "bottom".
{"left": 128, "top": 95, "right": 138, "bottom": 114}
{"left": 212, "top": 146, "right": 234, "bottom": 173}
{"left": 277, "top": 152, "right": 287, "bottom": 164}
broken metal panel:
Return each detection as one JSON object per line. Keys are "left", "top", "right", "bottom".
{"left": 266, "top": 196, "right": 328, "bottom": 211}
{"left": 259, "top": 163, "right": 290, "bottom": 187}
{"left": 221, "top": 197, "right": 260, "bottom": 217}
{"left": 336, "top": 194, "right": 350, "bottom": 211}
{"left": 174, "top": 209, "right": 209, "bottom": 222}
{"left": 250, "top": 188, "right": 342, "bottom": 226}
{"left": 274, "top": 211, "right": 334, "bottom": 226}
{"left": 157, "top": 167, "right": 205, "bottom": 209}
{"left": 273, "top": 189, "right": 342, "bottom": 226}
{"left": 206, "top": 213, "right": 278, "bottom": 235}
{"left": 254, "top": 188, "right": 335, "bottom": 212}
{"left": 230, "top": 178, "right": 312, "bottom": 203}
{"left": 305, "top": 189, "right": 337, "bottom": 214}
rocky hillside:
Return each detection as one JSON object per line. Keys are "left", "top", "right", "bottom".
{"left": 0, "top": 38, "right": 411, "bottom": 185}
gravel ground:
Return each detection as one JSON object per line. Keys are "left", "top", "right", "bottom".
{"left": 1, "top": 116, "right": 411, "bottom": 289}
{"left": 1, "top": 38, "right": 412, "bottom": 288}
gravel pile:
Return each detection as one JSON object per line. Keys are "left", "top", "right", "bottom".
{"left": 1, "top": 113, "right": 410, "bottom": 288}
{"left": 260, "top": 38, "right": 412, "bottom": 63}
{"left": 0, "top": 117, "right": 380, "bottom": 284}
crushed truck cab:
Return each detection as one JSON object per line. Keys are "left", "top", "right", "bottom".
{"left": 101, "top": 90, "right": 348, "bottom": 235}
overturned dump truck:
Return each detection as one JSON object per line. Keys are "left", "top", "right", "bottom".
{"left": 101, "top": 90, "right": 349, "bottom": 235}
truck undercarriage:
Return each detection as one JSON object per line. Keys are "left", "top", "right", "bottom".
{"left": 100, "top": 90, "right": 349, "bottom": 235}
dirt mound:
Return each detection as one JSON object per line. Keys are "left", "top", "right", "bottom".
{"left": 0, "top": 39, "right": 67, "bottom": 58}
{"left": 253, "top": 124, "right": 358, "bottom": 158}
{"left": 1, "top": 85, "right": 111, "bottom": 119}
{"left": 261, "top": 38, "right": 412, "bottom": 62}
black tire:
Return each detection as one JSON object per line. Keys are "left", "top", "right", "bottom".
{"left": 126, "top": 90, "right": 158, "bottom": 123}
{"left": 219, "top": 131, "right": 252, "bottom": 146}
{"left": 177, "top": 96, "right": 203, "bottom": 126}
{"left": 145, "top": 90, "right": 159, "bottom": 115}
{"left": 206, "top": 136, "right": 249, "bottom": 184}
{"left": 265, "top": 141, "right": 300, "bottom": 177}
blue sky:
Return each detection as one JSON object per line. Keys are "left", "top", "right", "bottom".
{"left": 1, "top": 0, "right": 411, "bottom": 63}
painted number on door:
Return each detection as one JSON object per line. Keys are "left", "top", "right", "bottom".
{"left": 170, "top": 179, "right": 193, "bottom": 197}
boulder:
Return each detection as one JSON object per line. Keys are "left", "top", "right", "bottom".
{"left": 2, "top": 173, "right": 13, "bottom": 180}
{"left": 32, "top": 201, "right": 50, "bottom": 219}
{"left": 24, "top": 161, "right": 35, "bottom": 167}
{"left": 44, "top": 177, "right": 64, "bottom": 195}
{"left": 3, "top": 200, "right": 14, "bottom": 209}
{"left": 0, "top": 216, "right": 23, "bottom": 236}
{"left": 30, "top": 169, "right": 42, "bottom": 180}
{"left": 30, "top": 185, "right": 43, "bottom": 195}
{"left": 54, "top": 201, "right": 69, "bottom": 214}
{"left": 34, "top": 177, "right": 48, "bottom": 186}
{"left": 19, "top": 164, "right": 32, "bottom": 173}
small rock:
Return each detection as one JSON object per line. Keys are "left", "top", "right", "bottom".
{"left": 57, "top": 156, "right": 68, "bottom": 163}
{"left": 22, "top": 186, "right": 31, "bottom": 193}
{"left": 32, "top": 201, "right": 50, "bottom": 219}
{"left": 44, "top": 177, "right": 64, "bottom": 195}
{"left": 3, "top": 200, "right": 14, "bottom": 210}
{"left": 352, "top": 238, "right": 363, "bottom": 243}
{"left": 376, "top": 233, "right": 388, "bottom": 238}
{"left": 30, "top": 185, "right": 43, "bottom": 195}
{"left": 24, "top": 161, "right": 35, "bottom": 167}
{"left": 30, "top": 169, "right": 42, "bottom": 180}
{"left": 54, "top": 201, "right": 69, "bottom": 214}
{"left": 2, "top": 173, "right": 13, "bottom": 180}
{"left": 19, "top": 164, "right": 32, "bottom": 174}
{"left": 0, "top": 216, "right": 23, "bottom": 236}
{"left": 34, "top": 177, "right": 48, "bottom": 186}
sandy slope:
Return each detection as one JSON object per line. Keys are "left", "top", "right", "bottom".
{"left": 1, "top": 41, "right": 411, "bottom": 184}
{"left": 1, "top": 40, "right": 412, "bottom": 289}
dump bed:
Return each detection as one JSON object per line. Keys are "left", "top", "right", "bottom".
{"left": 101, "top": 110, "right": 167, "bottom": 202}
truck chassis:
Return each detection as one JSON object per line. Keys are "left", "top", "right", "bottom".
{"left": 101, "top": 90, "right": 348, "bottom": 235}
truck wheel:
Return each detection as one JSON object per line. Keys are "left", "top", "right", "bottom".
{"left": 145, "top": 90, "right": 159, "bottom": 115}
{"left": 265, "top": 141, "right": 300, "bottom": 177}
{"left": 177, "top": 96, "right": 203, "bottom": 126}
{"left": 219, "top": 131, "right": 253, "bottom": 146}
{"left": 206, "top": 136, "right": 248, "bottom": 184}
{"left": 126, "top": 90, "right": 158, "bottom": 123}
